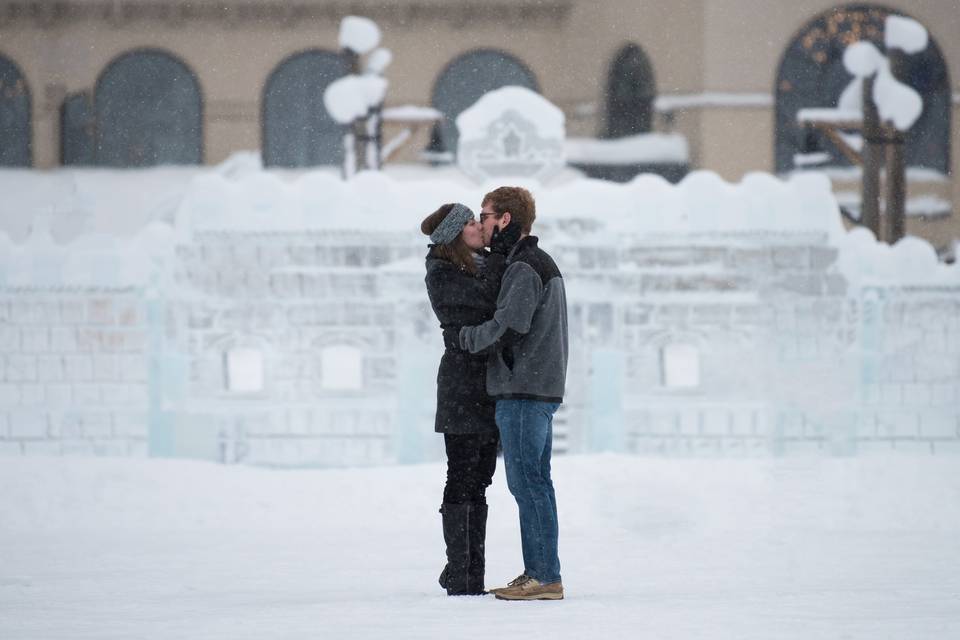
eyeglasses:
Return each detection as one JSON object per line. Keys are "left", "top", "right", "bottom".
{"left": 479, "top": 211, "right": 500, "bottom": 221}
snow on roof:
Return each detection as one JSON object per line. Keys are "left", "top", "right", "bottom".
{"left": 793, "top": 152, "right": 832, "bottom": 167}
{"left": 455, "top": 86, "right": 565, "bottom": 143}
{"left": 788, "top": 165, "right": 948, "bottom": 183}
{"left": 565, "top": 133, "right": 688, "bottom": 165}
{"left": 338, "top": 16, "right": 381, "bottom": 54}
{"left": 381, "top": 105, "right": 442, "bottom": 122}
{"left": 904, "top": 195, "right": 952, "bottom": 217}
{"left": 885, "top": 15, "right": 929, "bottom": 54}
{"left": 796, "top": 108, "right": 862, "bottom": 124}
{"left": 653, "top": 92, "right": 773, "bottom": 111}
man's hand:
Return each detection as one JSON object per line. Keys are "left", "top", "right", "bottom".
{"left": 489, "top": 221, "right": 522, "bottom": 256}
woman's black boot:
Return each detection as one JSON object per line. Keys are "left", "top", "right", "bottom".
{"left": 466, "top": 502, "right": 488, "bottom": 593}
{"left": 440, "top": 503, "right": 485, "bottom": 595}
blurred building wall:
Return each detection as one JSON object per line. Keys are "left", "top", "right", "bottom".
{"left": 0, "top": 0, "right": 957, "bottom": 248}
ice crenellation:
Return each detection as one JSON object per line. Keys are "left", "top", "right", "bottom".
{"left": 0, "top": 168, "right": 957, "bottom": 289}
{"left": 0, "top": 218, "right": 174, "bottom": 289}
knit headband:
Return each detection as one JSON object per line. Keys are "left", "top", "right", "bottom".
{"left": 429, "top": 203, "right": 475, "bottom": 245}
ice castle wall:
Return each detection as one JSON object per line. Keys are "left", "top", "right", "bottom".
{"left": 0, "top": 169, "right": 957, "bottom": 464}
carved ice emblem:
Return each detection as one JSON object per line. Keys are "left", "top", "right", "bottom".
{"left": 455, "top": 86, "right": 566, "bottom": 184}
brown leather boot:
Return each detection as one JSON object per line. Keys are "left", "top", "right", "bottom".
{"left": 489, "top": 573, "right": 531, "bottom": 595}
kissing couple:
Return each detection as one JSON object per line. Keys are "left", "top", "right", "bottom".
{"left": 421, "top": 186, "right": 569, "bottom": 601}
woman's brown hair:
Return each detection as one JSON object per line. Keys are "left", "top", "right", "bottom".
{"left": 421, "top": 203, "right": 478, "bottom": 274}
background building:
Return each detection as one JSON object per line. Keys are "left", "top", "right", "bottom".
{"left": 0, "top": 0, "right": 957, "bottom": 252}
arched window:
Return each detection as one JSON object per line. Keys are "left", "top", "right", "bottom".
{"left": 0, "top": 54, "right": 31, "bottom": 167}
{"left": 262, "top": 50, "right": 349, "bottom": 167}
{"left": 61, "top": 91, "right": 94, "bottom": 165}
{"left": 94, "top": 49, "right": 202, "bottom": 167}
{"left": 603, "top": 44, "right": 656, "bottom": 138}
{"left": 429, "top": 49, "right": 539, "bottom": 155}
{"left": 775, "top": 4, "right": 950, "bottom": 174}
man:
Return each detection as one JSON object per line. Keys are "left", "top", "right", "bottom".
{"left": 459, "top": 186, "right": 568, "bottom": 601}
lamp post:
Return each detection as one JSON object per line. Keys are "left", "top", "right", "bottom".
{"left": 884, "top": 48, "right": 909, "bottom": 244}
{"left": 339, "top": 46, "right": 365, "bottom": 175}
{"left": 860, "top": 74, "right": 883, "bottom": 239}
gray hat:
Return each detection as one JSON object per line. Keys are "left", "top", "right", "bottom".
{"left": 429, "top": 203, "right": 475, "bottom": 245}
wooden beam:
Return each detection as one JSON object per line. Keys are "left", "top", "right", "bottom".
{"left": 810, "top": 122, "right": 863, "bottom": 165}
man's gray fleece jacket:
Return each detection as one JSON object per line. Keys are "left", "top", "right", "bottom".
{"left": 459, "top": 236, "right": 568, "bottom": 403}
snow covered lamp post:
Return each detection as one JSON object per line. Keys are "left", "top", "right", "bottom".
{"left": 323, "top": 16, "right": 390, "bottom": 178}
{"left": 796, "top": 15, "right": 927, "bottom": 244}
{"left": 361, "top": 47, "right": 392, "bottom": 170}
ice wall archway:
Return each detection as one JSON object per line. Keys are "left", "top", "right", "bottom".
{"left": 0, "top": 53, "right": 31, "bottom": 167}
{"left": 95, "top": 49, "right": 203, "bottom": 167}
{"left": 603, "top": 43, "right": 656, "bottom": 138}
{"left": 261, "top": 49, "right": 349, "bottom": 168}
{"left": 774, "top": 4, "right": 950, "bottom": 174}
{"left": 429, "top": 48, "right": 539, "bottom": 155}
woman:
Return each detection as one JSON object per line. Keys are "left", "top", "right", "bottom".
{"left": 420, "top": 202, "right": 511, "bottom": 596}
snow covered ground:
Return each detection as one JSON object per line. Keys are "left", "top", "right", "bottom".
{"left": 2, "top": 455, "right": 959, "bottom": 639}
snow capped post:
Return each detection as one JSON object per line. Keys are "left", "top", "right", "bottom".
{"left": 362, "top": 47, "right": 392, "bottom": 171}
{"left": 324, "top": 75, "right": 388, "bottom": 177}
{"left": 882, "top": 15, "right": 928, "bottom": 243}
{"left": 323, "top": 16, "right": 389, "bottom": 178}
{"left": 855, "top": 41, "right": 884, "bottom": 240}
{"left": 795, "top": 14, "right": 928, "bottom": 244}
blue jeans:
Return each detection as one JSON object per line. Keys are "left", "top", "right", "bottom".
{"left": 495, "top": 399, "right": 562, "bottom": 585}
